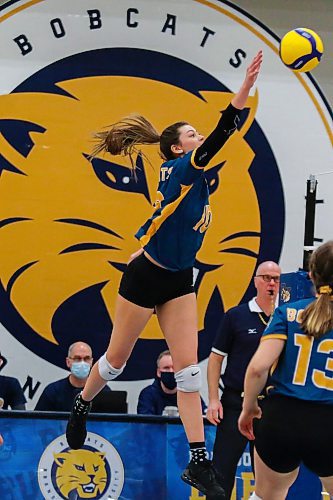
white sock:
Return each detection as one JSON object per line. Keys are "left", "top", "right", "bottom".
{"left": 249, "top": 493, "right": 263, "bottom": 500}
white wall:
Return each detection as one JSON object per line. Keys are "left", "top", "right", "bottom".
{"left": 0, "top": 0, "right": 330, "bottom": 102}
{"left": 234, "top": 0, "right": 333, "bottom": 107}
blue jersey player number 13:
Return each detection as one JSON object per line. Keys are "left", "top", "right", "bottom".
{"left": 239, "top": 241, "right": 333, "bottom": 499}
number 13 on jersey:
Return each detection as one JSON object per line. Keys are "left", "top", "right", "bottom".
{"left": 293, "top": 333, "right": 333, "bottom": 390}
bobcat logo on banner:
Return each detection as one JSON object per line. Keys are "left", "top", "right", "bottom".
{"left": 38, "top": 432, "right": 124, "bottom": 499}
{"left": 0, "top": 0, "right": 331, "bottom": 400}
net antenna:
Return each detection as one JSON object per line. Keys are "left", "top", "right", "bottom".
{"left": 302, "top": 172, "right": 333, "bottom": 270}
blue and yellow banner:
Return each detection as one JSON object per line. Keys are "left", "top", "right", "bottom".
{"left": 0, "top": 413, "right": 323, "bottom": 499}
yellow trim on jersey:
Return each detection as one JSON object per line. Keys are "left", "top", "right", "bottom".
{"left": 261, "top": 333, "right": 287, "bottom": 341}
{"left": 139, "top": 184, "right": 193, "bottom": 246}
{"left": 191, "top": 149, "right": 205, "bottom": 170}
{"left": 153, "top": 191, "right": 165, "bottom": 210}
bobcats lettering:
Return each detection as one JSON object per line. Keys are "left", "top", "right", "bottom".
{"left": 12, "top": 8, "right": 216, "bottom": 55}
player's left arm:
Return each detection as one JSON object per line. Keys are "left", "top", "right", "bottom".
{"left": 193, "top": 50, "right": 263, "bottom": 169}
{"left": 244, "top": 337, "right": 285, "bottom": 403}
{"left": 231, "top": 50, "right": 262, "bottom": 109}
{"left": 238, "top": 338, "right": 284, "bottom": 440}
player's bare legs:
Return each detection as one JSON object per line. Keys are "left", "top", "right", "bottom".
{"left": 156, "top": 293, "right": 225, "bottom": 498}
{"left": 66, "top": 294, "right": 153, "bottom": 449}
{"left": 82, "top": 295, "right": 153, "bottom": 400}
{"left": 253, "top": 449, "right": 299, "bottom": 499}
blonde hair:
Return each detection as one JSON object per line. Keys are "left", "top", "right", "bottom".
{"left": 301, "top": 241, "right": 333, "bottom": 338}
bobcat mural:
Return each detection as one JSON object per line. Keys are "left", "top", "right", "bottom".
{"left": 0, "top": 49, "right": 281, "bottom": 376}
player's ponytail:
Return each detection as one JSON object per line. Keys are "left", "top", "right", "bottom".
{"left": 91, "top": 116, "right": 190, "bottom": 172}
{"left": 301, "top": 241, "right": 333, "bottom": 338}
{"left": 91, "top": 114, "right": 161, "bottom": 174}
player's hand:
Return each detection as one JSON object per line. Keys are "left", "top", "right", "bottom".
{"left": 244, "top": 50, "right": 263, "bottom": 89}
{"left": 238, "top": 403, "right": 262, "bottom": 440}
{"left": 0, "top": 434, "right": 3, "bottom": 446}
{"left": 231, "top": 50, "right": 263, "bottom": 109}
{"left": 206, "top": 399, "right": 223, "bottom": 425}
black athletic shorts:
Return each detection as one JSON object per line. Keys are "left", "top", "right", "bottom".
{"left": 254, "top": 394, "right": 333, "bottom": 476}
{"left": 119, "top": 252, "right": 194, "bottom": 308}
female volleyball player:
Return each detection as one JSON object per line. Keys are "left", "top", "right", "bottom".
{"left": 66, "top": 50, "right": 263, "bottom": 498}
{"left": 239, "top": 241, "right": 333, "bottom": 499}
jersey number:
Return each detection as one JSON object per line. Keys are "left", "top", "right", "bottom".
{"left": 193, "top": 205, "right": 212, "bottom": 233}
{"left": 293, "top": 333, "right": 333, "bottom": 390}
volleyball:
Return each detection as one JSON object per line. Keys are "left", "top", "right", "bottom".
{"left": 279, "top": 28, "right": 324, "bottom": 72}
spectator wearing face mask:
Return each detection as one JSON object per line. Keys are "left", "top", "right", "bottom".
{"left": 137, "top": 349, "right": 206, "bottom": 415}
{"left": 34, "top": 341, "right": 111, "bottom": 412}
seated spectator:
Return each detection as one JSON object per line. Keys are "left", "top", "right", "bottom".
{"left": 34, "top": 341, "right": 111, "bottom": 411}
{"left": 137, "top": 349, "right": 207, "bottom": 415}
{"left": 0, "top": 352, "right": 26, "bottom": 410}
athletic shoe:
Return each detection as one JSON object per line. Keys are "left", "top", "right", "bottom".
{"left": 66, "top": 393, "right": 92, "bottom": 449}
{"left": 181, "top": 459, "right": 226, "bottom": 499}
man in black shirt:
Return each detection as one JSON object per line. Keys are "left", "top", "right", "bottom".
{"left": 206, "top": 261, "right": 281, "bottom": 499}
{"left": 35, "top": 341, "right": 110, "bottom": 411}
{"left": 137, "top": 349, "right": 206, "bottom": 415}
{"left": 0, "top": 353, "right": 26, "bottom": 410}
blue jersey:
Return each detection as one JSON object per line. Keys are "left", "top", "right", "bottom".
{"left": 135, "top": 103, "right": 240, "bottom": 271}
{"left": 135, "top": 150, "right": 210, "bottom": 270}
{"left": 262, "top": 297, "right": 333, "bottom": 405}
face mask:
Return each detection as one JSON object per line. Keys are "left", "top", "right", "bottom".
{"left": 70, "top": 361, "right": 90, "bottom": 379}
{"left": 160, "top": 371, "right": 177, "bottom": 390}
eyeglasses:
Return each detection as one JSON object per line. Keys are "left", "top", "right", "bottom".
{"left": 69, "top": 356, "right": 92, "bottom": 362}
{"left": 256, "top": 274, "right": 280, "bottom": 283}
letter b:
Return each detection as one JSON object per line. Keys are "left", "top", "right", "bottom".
{"left": 13, "top": 34, "right": 32, "bottom": 55}
{"left": 87, "top": 9, "right": 102, "bottom": 30}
